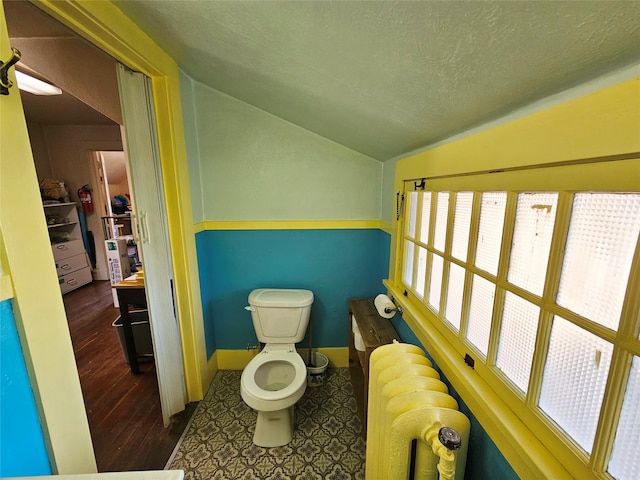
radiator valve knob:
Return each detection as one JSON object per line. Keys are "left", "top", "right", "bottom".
{"left": 438, "top": 427, "right": 462, "bottom": 450}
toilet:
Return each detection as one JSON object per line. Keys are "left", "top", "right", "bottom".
{"left": 240, "top": 288, "right": 314, "bottom": 447}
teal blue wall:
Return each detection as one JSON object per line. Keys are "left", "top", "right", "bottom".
{"left": 196, "top": 229, "right": 390, "bottom": 358}
{"left": 0, "top": 299, "right": 51, "bottom": 477}
{"left": 390, "top": 314, "right": 519, "bottom": 480}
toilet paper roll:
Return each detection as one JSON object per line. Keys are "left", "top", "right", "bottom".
{"left": 354, "top": 329, "right": 365, "bottom": 351}
{"left": 374, "top": 293, "right": 396, "bottom": 319}
{"left": 352, "top": 316, "right": 365, "bottom": 351}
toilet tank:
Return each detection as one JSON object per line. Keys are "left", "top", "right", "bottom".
{"left": 247, "top": 289, "right": 314, "bottom": 343}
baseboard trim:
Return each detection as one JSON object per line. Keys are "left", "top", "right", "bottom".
{"left": 203, "top": 351, "right": 219, "bottom": 391}
{"left": 215, "top": 347, "right": 349, "bottom": 370}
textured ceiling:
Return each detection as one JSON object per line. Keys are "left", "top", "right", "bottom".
{"left": 118, "top": 2, "right": 638, "bottom": 160}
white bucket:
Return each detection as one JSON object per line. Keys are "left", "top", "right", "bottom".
{"left": 306, "top": 352, "right": 329, "bottom": 387}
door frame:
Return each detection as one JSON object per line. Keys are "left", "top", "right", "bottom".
{"left": 1, "top": 6, "right": 96, "bottom": 473}
{"left": 85, "top": 147, "right": 119, "bottom": 280}
{"left": 34, "top": 0, "right": 210, "bottom": 394}
{"left": 5, "top": 0, "right": 212, "bottom": 472}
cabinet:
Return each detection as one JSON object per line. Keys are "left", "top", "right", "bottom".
{"left": 348, "top": 297, "right": 399, "bottom": 438}
{"left": 44, "top": 202, "right": 92, "bottom": 294}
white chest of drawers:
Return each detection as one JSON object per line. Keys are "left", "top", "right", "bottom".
{"left": 45, "top": 202, "right": 92, "bottom": 294}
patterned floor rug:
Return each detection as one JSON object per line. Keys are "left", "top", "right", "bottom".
{"left": 167, "top": 369, "right": 366, "bottom": 479}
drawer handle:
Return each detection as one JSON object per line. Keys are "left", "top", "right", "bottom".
{"left": 56, "top": 244, "right": 68, "bottom": 250}
{"left": 60, "top": 264, "right": 72, "bottom": 270}
{"left": 67, "top": 278, "right": 78, "bottom": 286}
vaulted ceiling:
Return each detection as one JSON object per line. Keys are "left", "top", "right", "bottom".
{"left": 112, "top": 0, "right": 640, "bottom": 161}
{"left": 6, "top": 1, "right": 640, "bottom": 161}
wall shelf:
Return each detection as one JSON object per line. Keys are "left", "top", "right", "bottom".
{"left": 47, "top": 221, "right": 79, "bottom": 229}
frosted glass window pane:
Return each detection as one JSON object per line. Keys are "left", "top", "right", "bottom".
{"left": 467, "top": 274, "right": 495, "bottom": 356}
{"left": 445, "top": 262, "right": 466, "bottom": 331}
{"left": 429, "top": 254, "right": 444, "bottom": 311}
{"left": 496, "top": 293, "right": 540, "bottom": 393}
{"left": 416, "top": 246, "right": 428, "bottom": 299}
{"left": 419, "top": 192, "right": 432, "bottom": 244}
{"left": 407, "top": 191, "right": 418, "bottom": 239}
{"left": 608, "top": 356, "right": 640, "bottom": 480}
{"left": 434, "top": 192, "right": 449, "bottom": 252}
{"left": 508, "top": 193, "right": 558, "bottom": 296}
{"left": 452, "top": 192, "right": 473, "bottom": 261}
{"left": 557, "top": 193, "right": 640, "bottom": 331}
{"left": 539, "top": 316, "right": 613, "bottom": 453}
{"left": 403, "top": 240, "right": 414, "bottom": 288}
{"left": 475, "top": 192, "right": 507, "bottom": 275}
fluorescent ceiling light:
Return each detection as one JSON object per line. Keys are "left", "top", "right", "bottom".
{"left": 15, "top": 71, "right": 62, "bottom": 96}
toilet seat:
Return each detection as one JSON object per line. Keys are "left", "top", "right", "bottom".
{"left": 241, "top": 349, "right": 307, "bottom": 403}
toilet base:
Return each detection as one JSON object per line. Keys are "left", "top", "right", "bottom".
{"left": 252, "top": 406, "right": 295, "bottom": 447}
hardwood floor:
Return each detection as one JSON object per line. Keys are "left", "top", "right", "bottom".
{"left": 63, "top": 280, "right": 196, "bottom": 472}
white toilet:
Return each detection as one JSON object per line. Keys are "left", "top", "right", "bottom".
{"left": 240, "top": 288, "right": 314, "bottom": 447}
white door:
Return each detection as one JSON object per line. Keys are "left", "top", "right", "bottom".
{"left": 116, "top": 64, "right": 186, "bottom": 425}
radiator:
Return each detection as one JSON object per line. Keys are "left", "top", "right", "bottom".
{"left": 365, "top": 341, "right": 470, "bottom": 480}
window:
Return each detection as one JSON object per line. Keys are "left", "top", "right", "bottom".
{"left": 397, "top": 161, "right": 640, "bottom": 479}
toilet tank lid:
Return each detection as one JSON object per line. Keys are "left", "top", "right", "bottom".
{"left": 248, "top": 288, "right": 314, "bottom": 307}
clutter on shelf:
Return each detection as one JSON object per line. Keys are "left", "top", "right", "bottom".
{"left": 111, "top": 194, "right": 131, "bottom": 214}
{"left": 39, "top": 178, "right": 70, "bottom": 203}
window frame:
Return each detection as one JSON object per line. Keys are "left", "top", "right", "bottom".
{"left": 387, "top": 157, "right": 640, "bottom": 480}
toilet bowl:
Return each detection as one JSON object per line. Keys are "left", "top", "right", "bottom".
{"left": 241, "top": 345, "right": 307, "bottom": 447}
{"left": 240, "top": 288, "right": 314, "bottom": 447}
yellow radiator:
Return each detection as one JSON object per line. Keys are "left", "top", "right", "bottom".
{"left": 365, "top": 341, "right": 470, "bottom": 480}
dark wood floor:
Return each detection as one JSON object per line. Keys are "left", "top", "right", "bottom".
{"left": 63, "top": 280, "right": 197, "bottom": 472}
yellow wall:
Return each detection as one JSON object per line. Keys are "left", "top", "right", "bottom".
{"left": 0, "top": 230, "right": 13, "bottom": 302}
{"left": 0, "top": 0, "right": 211, "bottom": 472}
{"left": 215, "top": 347, "right": 349, "bottom": 370}
{"left": 0, "top": 4, "right": 96, "bottom": 471}
{"left": 396, "top": 78, "right": 639, "bottom": 180}
{"left": 195, "top": 219, "right": 382, "bottom": 233}
{"left": 388, "top": 77, "right": 640, "bottom": 479}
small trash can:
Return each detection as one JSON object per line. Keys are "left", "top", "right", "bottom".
{"left": 112, "top": 311, "right": 154, "bottom": 364}
{"left": 306, "top": 352, "right": 329, "bottom": 387}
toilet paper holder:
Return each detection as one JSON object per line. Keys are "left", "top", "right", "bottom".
{"left": 374, "top": 293, "right": 403, "bottom": 318}
{"left": 383, "top": 300, "right": 403, "bottom": 315}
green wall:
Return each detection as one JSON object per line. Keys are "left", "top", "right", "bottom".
{"left": 180, "top": 73, "right": 382, "bottom": 223}
{"left": 381, "top": 158, "right": 397, "bottom": 225}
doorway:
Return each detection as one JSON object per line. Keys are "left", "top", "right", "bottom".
{"left": 94, "top": 150, "right": 139, "bottom": 275}
{"left": 4, "top": 0, "right": 191, "bottom": 470}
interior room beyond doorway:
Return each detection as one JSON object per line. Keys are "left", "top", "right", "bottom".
{"left": 96, "top": 150, "right": 139, "bottom": 276}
